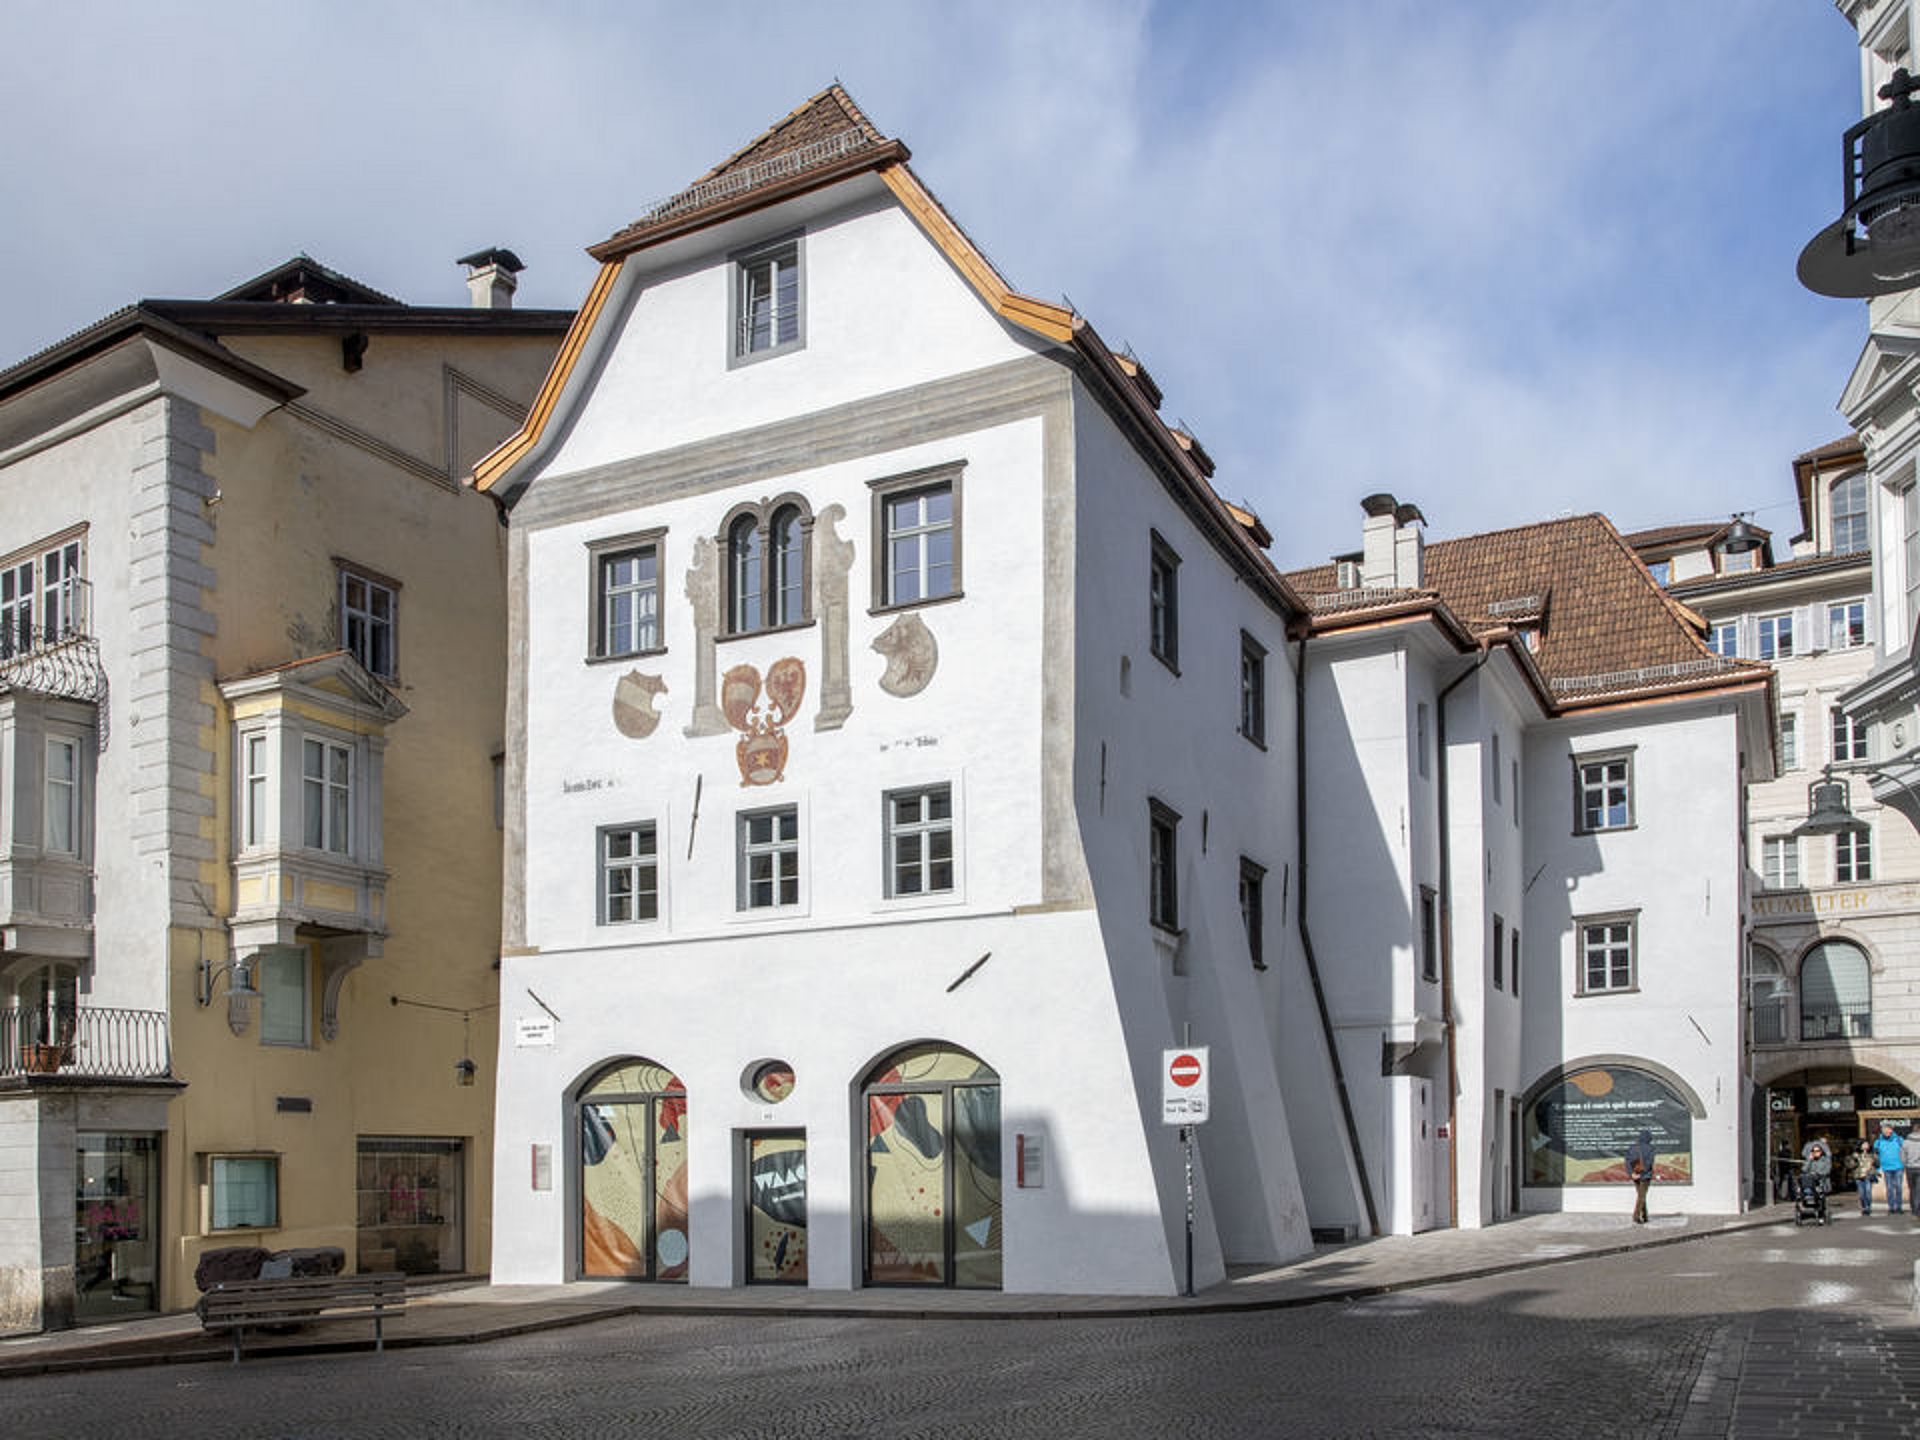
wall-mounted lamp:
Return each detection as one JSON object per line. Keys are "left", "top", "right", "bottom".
{"left": 1793, "top": 765, "right": 1870, "bottom": 838}
{"left": 197, "top": 953, "right": 260, "bottom": 1008}
{"left": 455, "top": 1057, "right": 478, "bottom": 1087}
{"left": 1800, "top": 68, "right": 1920, "bottom": 297}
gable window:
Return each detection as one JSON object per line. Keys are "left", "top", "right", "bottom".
{"left": 1719, "top": 547, "right": 1756, "bottom": 574}
{"left": 1419, "top": 886, "right": 1438, "bottom": 982}
{"left": 1779, "top": 711, "right": 1799, "bottom": 771}
{"left": 1239, "top": 634, "right": 1267, "bottom": 745}
{"left": 739, "top": 806, "right": 800, "bottom": 910}
{"left": 600, "top": 822, "right": 660, "bottom": 924}
{"left": 1492, "top": 914, "right": 1505, "bottom": 990}
{"left": 1831, "top": 706, "right": 1868, "bottom": 763}
{"left": 337, "top": 565, "right": 397, "bottom": 679}
{"left": 885, "top": 784, "right": 955, "bottom": 898}
{"left": 1239, "top": 859, "right": 1266, "bottom": 970}
{"left": 731, "top": 236, "right": 803, "bottom": 364}
{"left": 258, "top": 947, "right": 310, "bottom": 1047}
{"left": 1828, "top": 598, "right": 1868, "bottom": 650}
{"left": 1831, "top": 471, "right": 1869, "bottom": 554}
{"left": 1756, "top": 612, "right": 1794, "bottom": 661}
{"left": 590, "top": 532, "right": 664, "bottom": 659}
{"left": 1573, "top": 751, "right": 1634, "bottom": 833}
{"left": 302, "top": 738, "right": 352, "bottom": 855}
{"left": 1762, "top": 835, "right": 1800, "bottom": 889}
{"left": 723, "top": 499, "right": 811, "bottom": 636}
{"left": 1, "top": 532, "right": 88, "bottom": 659}
{"left": 872, "top": 466, "right": 962, "bottom": 610}
{"left": 1577, "top": 915, "right": 1636, "bottom": 995}
{"left": 45, "top": 735, "right": 79, "bottom": 855}
{"left": 1835, "top": 827, "right": 1873, "bottom": 883}
{"left": 1149, "top": 532, "right": 1180, "bottom": 671}
{"left": 1148, "top": 799, "right": 1180, "bottom": 930}
{"left": 1708, "top": 621, "right": 1738, "bottom": 658}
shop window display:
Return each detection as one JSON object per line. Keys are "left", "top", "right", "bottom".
{"left": 355, "top": 1138, "right": 464, "bottom": 1275}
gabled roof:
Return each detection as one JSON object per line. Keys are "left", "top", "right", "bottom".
{"left": 1288, "top": 514, "right": 1770, "bottom": 710}
{"left": 216, "top": 254, "right": 404, "bottom": 306}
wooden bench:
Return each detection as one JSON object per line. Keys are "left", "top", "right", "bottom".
{"left": 196, "top": 1272, "right": 406, "bottom": 1363}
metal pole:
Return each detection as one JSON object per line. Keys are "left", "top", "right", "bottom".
{"left": 1183, "top": 1125, "right": 1195, "bottom": 1297}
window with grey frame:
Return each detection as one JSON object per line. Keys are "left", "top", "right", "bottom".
{"left": 44, "top": 734, "right": 80, "bottom": 856}
{"left": 731, "top": 236, "right": 803, "bottom": 363}
{"left": 1149, "top": 533, "right": 1180, "bottom": 671}
{"left": 600, "top": 821, "right": 660, "bottom": 923}
{"left": 739, "top": 806, "right": 800, "bottom": 910}
{"left": 1573, "top": 752, "right": 1633, "bottom": 833}
{"left": 1577, "top": 915, "right": 1636, "bottom": 995}
{"left": 1239, "top": 859, "right": 1266, "bottom": 970}
{"left": 870, "top": 465, "right": 961, "bottom": 610}
{"left": 1239, "top": 633, "right": 1266, "bottom": 745}
{"left": 723, "top": 500, "right": 811, "bottom": 636}
{"left": 591, "top": 533, "right": 664, "bottom": 659}
{"left": 884, "top": 784, "right": 954, "bottom": 898}
{"left": 337, "top": 564, "right": 398, "bottom": 678}
{"left": 1148, "top": 800, "right": 1179, "bottom": 930}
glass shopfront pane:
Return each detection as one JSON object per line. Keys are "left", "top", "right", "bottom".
{"left": 952, "top": 1086, "right": 1003, "bottom": 1289}
{"left": 746, "top": 1133, "right": 807, "bottom": 1284}
{"left": 653, "top": 1096, "right": 690, "bottom": 1281}
{"left": 867, "top": 1090, "right": 947, "bottom": 1285}
{"left": 580, "top": 1102, "right": 651, "bottom": 1279}
{"left": 75, "top": 1133, "right": 158, "bottom": 1322}
{"left": 354, "top": 1138, "right": 464, "bottom": 1275}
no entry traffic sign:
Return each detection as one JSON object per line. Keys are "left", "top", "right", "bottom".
{"left": 1162, "top": 1046, "right": 1210, "bottom": 1123}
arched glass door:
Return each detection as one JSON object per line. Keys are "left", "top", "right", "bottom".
{"left": 863, "top": 1042, "right": 1000, "bottom": 1289}
{"left": 578, "top": 1060, "right": 688, "bottom": 1281}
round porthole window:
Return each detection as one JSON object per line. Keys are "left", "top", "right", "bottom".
{"left": 747, "top": 1060, "right": 796, "bottom": 1104}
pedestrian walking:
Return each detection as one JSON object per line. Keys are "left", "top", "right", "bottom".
{"left": 1904, "top": 1125, "right": 1920, "bottom": 1216}
{"left": 1626, "top": 1128, "right": 1656, "bottom": 1224}
{"left": 1846, "top": 1138, "right": 1878, "bottom": 1214}
{"left": 1872, "top": 1120, "right": 1907, "bottom": 1214}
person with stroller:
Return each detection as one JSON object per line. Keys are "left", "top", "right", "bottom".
{"left": 1846, "top": 1138, "right": 1879, "bottom": 1214}
{"left": 1800, "top": 1141, "right": 1833, "bottom": 1223}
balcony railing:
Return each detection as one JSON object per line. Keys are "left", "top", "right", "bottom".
{"left": 0, "top": 576, "right": 92, "bottom": 661}
{"left": 0, "top": 1005, "right": 171, "bottom": 1080}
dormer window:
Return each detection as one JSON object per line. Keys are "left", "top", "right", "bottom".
{"left": 1830, "top": 471, "right": 1869, "bottom": 555}
{"left": 1335, "top": 560, "right": 1362, "bottom": 590}
{"left": 1718, "top": 547, "right": 1755, "bottom": 574}
{"left": 731, "top": 235, "right": 804, "bottom": 365}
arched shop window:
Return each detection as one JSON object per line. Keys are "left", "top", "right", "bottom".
{"left": 1523, "top": 1063, "right": 1695, "bottom": 1187}
{"left": 1800, "top": 941, "right": 1872, "bottom": 1041}
{"left": 863, "top": 1042, "right": 1001, "bottom": 1289}
{"left": 577, "top": 1060, "right": 687, "bottom": 1281}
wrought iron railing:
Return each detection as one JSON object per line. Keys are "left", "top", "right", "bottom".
{"left": 0, "top": 1005, "right": 171, "bottom": 1080}
{"left": 0, "top": 575, "right": 91, "bottom": 661}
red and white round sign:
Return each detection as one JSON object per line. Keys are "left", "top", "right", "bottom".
{"left": 1169, "top": 1052, "right": 1203, "bottom": 1088}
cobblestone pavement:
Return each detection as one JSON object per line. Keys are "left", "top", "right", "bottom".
{"left": 5, "top": 1216, "right": 1916, "bottom": 1438}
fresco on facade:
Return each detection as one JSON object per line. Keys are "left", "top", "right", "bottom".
{"left": 579, "top": 1063, "right": 689, "bottom": 1279}
{"left": 872, "top": 612, "right": 939, "bottom": 697}
{"left": 813, "top": 502, "right": 854, "bottom": 730}
{"left": 723, "top": 657, "right": 806, "bottom": 785}
{"left": 865, "top": 1044, "right": 1002, "bottom": 1287}
{"left": 1525, "top": 1064, "right": 1693, "bottom": 1186}
{"left": 747, "top": 1135, "right": 808, "bottom": 1283}
{"left": 611, "top": 670, "right": 667, "bottom": 738}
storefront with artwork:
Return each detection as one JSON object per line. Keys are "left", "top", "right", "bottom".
{"left": 1523, "top": 1062, "right": 1701, "bottom": 1194}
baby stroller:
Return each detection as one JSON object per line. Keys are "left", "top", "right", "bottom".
{"left": 1793, "top": 1159, "right": 1830, "bottom": 1226}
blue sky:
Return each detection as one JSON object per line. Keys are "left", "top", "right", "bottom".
{"left": 0, "top": 1, "right": 1874, "bottom": 566}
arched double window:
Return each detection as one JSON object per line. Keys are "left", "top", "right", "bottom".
{"left": 577, "top": 1059, "right": 688, "bottom": 1281}
{"left": 1800, "top": 940, "right": 1872, "bottom": 1041}
{"left": 723, "top": 498, "right": 811, "bottom": 635}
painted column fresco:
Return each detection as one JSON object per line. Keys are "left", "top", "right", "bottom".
{"left": 864, "top": 1043, "right": 1001, "bottom": 1289}
{"left": 682, "top": 538, "right": 728, "bottom": 737}
{"left": 813, "top": 502, "right": 854, "bottom": 730}
{"left": 578, "top": 1061, "right": 689, "bottom": 1280}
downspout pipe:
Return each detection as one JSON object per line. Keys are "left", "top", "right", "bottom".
{"left": 1295, "top": 637, "right": 1381, "bottom": 1237}
{"left": 1434, "top": 643, "right": 1491, "bottom": 1229}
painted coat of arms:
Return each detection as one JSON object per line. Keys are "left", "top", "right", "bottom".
{"left": 723, "top": 657, "right": 806, "bottom": 785}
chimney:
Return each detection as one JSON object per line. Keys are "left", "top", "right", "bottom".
{"left": 457, "top": 247, "right": 525, "bottom": 309}
{"left": 1360, "top": 494, "right": 1426, "bottom": 588}
{"left": 1393, "top": 500, "right": 1426, "bottom": 588}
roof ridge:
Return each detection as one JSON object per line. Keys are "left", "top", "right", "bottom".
{"left": 685, "top": 83, "right": 885, "bottom": 191}
{"left": 1591, "top": 511, "right": 1730, "bottom": 665}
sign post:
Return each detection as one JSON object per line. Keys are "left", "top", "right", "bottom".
{"left": 1162, "top": 1044, "right": 1210, "bottom": 1297}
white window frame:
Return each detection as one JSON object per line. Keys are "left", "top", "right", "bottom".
{"left": 1831, "top": 705, "right": 1868, "bottom": 764}
{"left": 44, "top": 734, "right": 79, "bottom": 856}
{"left": 1577, "top": 914, "right": 1637, "bottom": 995}
{"left": 337, "top": 566, "right": 397, "bottom": 679}
{"left": 883, "top": 783, "right": 956, "bottom": 900}
{"left": 1756, "top": 612, "right": 1795, "bottom": 661}
{"left": 1573, "top": 751, "right": 1634, "bottom": 833}
{"left": 1709, "top": 621, "right": 1738, "bottom": 658}
{"left": 1831, "top": 471, "right": 1870, "bottom": 555}
{"left": 303, "top": 737, "right": 353, "bottom": 855}
{"left": 1828, "top": 597, "right": 1868, "bottom": 650}
{"left": 738, "top": 806, "right": 800, "bottom": 911}
{"left": 1779, "top": 711, "right": 1799, "bottom": 772}
{"left": 243, "top": 733, "right": 270, "bottom": 850}
{"left": 599, "top": 821, "right": 660, "bottom": 924}
{"left": 1762, "top": 835, "right": 1801, "bottom": 889}
{"left": 1836, "top": 826, "right": 1873, "bottom": 883}
{"left": 730, "top": 234, "right": 804, "bottom": 365}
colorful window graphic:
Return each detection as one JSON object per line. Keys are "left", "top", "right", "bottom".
{"left": 863, "top": 1043, "right": 1001, "bottom": 1289}
{"left": 578, "top": 1061, "right": 688, "bottom": 1282}
{"left": 746, "top": 1133, "right": 807, "bottom": 1284}
{"left": 1524, "top": 1064, "right": 1693, "bottom": 1186}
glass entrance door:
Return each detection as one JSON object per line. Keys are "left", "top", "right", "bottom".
{"left": 578, "top": 1061, "right": 688, "bottom": 1281}
{"left": 74, "top": 1133, "right": 157, "bottom": 1322}
{"left": 863, "top": 1043, "right": 1001, "bottom": 1289}
{"left": 745, "top": 1132, "right": 807, "bottom": 1284}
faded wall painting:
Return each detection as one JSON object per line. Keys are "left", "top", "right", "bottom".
{"left": 872, "top": 612, "right": 939, "bottom": 697}
{"left": 724, "top": 658, "right": 805, "bottom": 786}
{"left": 611, "top": 670, "right": 666, "bottom": 738}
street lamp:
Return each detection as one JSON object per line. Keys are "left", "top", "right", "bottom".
{"left": 1799, "top": 68, "right": 1920, "bottom": 297}
{"left": 1792, "top": 766, "right": 1870, "bottom": 838}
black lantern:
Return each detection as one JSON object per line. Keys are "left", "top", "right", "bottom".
{"left": 1793, "top": 766, "right": 1869, "bottom": 838}
{"left": 1799, "top": 68, "right": 1920, "bottom": 297}
{"left": 1721, "top": 514, "right": 1760, "bottom": 555}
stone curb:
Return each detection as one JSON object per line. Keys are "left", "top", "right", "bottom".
{"left": 0, "top": 1212, "right": 1792, "bottom": 1379}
